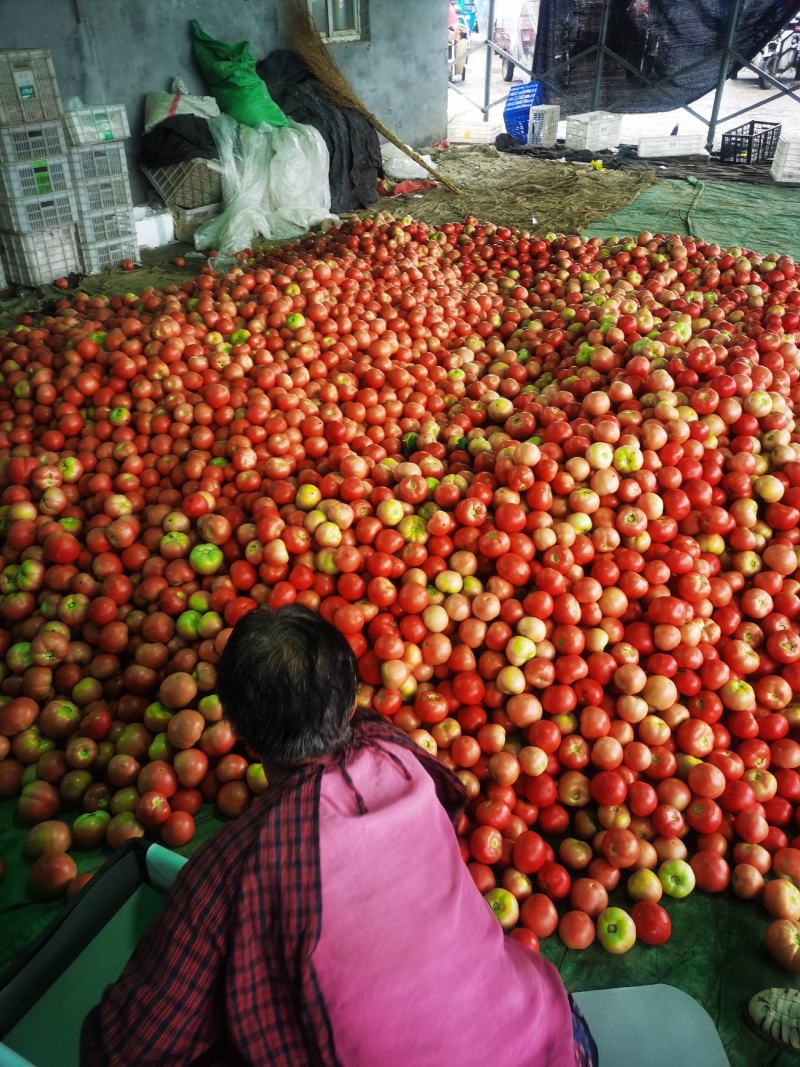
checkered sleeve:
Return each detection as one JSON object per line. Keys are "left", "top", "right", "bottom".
{"left": 79, "top": 836, "right": 235, "bottom": 1067}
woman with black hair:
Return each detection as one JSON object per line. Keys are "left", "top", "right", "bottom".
{"left": 81, "top": 605, "right": 594, "bottom": 1067}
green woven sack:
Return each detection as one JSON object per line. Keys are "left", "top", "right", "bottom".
{"left": 191, "top": 20, "right": 289, "bottom": 128}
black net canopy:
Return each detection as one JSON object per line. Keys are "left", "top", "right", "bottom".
{"left": 532, "top": 0, "right": 800, "bottom": 113}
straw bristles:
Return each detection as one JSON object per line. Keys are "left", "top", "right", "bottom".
{"left": 284, "top": 0, "right": 462, "bottom": 195}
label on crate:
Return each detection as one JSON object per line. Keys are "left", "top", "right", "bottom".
{"left": 31, "top": 162, "right": 53, "bottom": 196}
{"left": 93, "top": 111, "right": 114, "bottom": 141}
{"left": 13, "top": 67, "right": 37, "bottom": 101}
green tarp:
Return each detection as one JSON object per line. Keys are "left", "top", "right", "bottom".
{"left": 584, "top": 176, "right": 800, "bottom": 260}
{"left": 0, "top": 797, "right": 224, "bottom": 976}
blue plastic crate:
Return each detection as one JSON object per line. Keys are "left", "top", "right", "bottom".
{"left": 503, "top": 82, "right": 544, "bottom": 143}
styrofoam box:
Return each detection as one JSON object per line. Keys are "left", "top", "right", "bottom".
{"left": 0, "top": 157, "right": 71, "bottom": 201}
{"left": 565, "top": 111, "right": 622, "bottom": 152}
{"left": 0, "top": 120, "right": 67, "bottom": 164}
{"left": 0, "top": 226, "right": 79, "bottom": 287}
{"left": 638, "top": 134, "right": 707, "bottom": 158}
{"left": 65, "top": 104, "right": 129, "bottom": 145}
{"left": 0, "top": 48, "right": 63, "bottom": 125}
{"left": 79, "top": 236, "right": 139, "bottom": 274}
{"left": 134, "top": 206, "right": 175, "bottom": 249}
{"left": 0, "top": 189, "right": 76, "bottom": 232}
{"left": 77, "top": 208, "right": 136, "bottom": 244}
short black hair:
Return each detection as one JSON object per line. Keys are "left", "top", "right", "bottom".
{"left": 217, "top": 605, "right": 358, "bottom": 765}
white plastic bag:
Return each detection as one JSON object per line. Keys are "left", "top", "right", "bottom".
{"left": 266, "top": 122, "right": 334, "bottom": 239}
{"left": 380, "top": 142, "right": 434, "bottom": 181}
{"left": 144, "top": 78, "right": 220, "bottom": 133}
{"left": 194, "top": 116, "right": 271, "bottom": 253}
{"left": 194, "top": 115, "right": 336, "bottom": 253}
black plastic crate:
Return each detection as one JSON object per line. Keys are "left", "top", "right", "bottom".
{"left": 720, "top": 121, "right": 782, "bottom": 165}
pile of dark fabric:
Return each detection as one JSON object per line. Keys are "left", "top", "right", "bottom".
{"left": 494, "top": 132, "right": 782, "bottom": 186}
{"left": 257, "top": 50, "right": 381, "bottom": 214}
{"left": 139, "top": 115, "right": 217, "bottom": 168}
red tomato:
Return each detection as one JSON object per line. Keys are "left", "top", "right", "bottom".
{"left": 690, "top": 851, "right": 730, "bottom": 893}
{"left": 631, "top": 901, "right": 672, "bottom": 945}
{"left": 559, "top": 910, "right": 596, "bottom": 950}
{"left": 520, "top": 893, "right": 559, "bottom": 938}
{"left": 513, "top": 831, "right": 547, "bottom": 874}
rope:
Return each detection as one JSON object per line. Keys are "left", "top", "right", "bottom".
{"left": 684, "top": 175, "right": 705, "bottom": 237}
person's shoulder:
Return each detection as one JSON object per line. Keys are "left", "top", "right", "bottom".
{"left": 176, "top": 794, "right": 273, "bottom": 890}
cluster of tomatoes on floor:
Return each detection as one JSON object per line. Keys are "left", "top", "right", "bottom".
{"left": 1, "top": 214, "right": 800, "bottom": 965}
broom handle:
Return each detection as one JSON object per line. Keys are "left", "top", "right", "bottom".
{"left": 372, "top": 117, "right": 463, "bottom": 196}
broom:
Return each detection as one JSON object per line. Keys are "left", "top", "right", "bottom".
{"left": 284, "top": 0, "right": 463, "bottom": 196}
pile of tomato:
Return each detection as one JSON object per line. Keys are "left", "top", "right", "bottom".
{"left": 2, "top": 214, "right": 800, "bottom": 966}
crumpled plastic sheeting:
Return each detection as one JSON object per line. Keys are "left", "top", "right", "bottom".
{"left": 266, "top": 122, "right": 336, "bottom": 240}
{"left": 194, "top": 114, "right": 336, "bottom": 254}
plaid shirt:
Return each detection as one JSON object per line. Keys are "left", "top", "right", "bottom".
{"left": 80, "top": 715, "right": 466, "bottom": 1067}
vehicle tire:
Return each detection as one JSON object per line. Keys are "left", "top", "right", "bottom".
{"left": 502, "top": 58, "right": 515, "bottom": 81}
{"left": 759, "top": 59, "right": 776, "bottom": 89}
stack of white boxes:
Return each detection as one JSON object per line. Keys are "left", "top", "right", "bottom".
{"left": 0, "top": 47, "right": 139, "bottom": 285}
{"left": 67, "top": 103, "right": 138, "bottom": 273}
{"left": 0, "top": 48, "right": 80, "bottom": 286}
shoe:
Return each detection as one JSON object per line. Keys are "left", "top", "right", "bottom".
{"left": 748, "top": 987, "right": 800, "bottom": 1051}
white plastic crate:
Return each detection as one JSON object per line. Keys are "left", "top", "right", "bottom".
{"left": 774, "top": 138, "right": 800, "bottom": 160}
{"left": 0, "top": 120, "right": 67, "bottom": 164}
{"left": 771, "top": 137, "right": 800, "bottom": 183}
{"left": 79, "top": 236, "right": 139, "bottom": 274}
{"left": 77, "top": 208, "right": 136, "bottom": 244}
{"left": 70, "top": 142, "right": 128, "bottom": 182}
{"left": 172, "top": 202, "right": 222, "bottom": 241}
{"left": 0, "top": 226, "right": 78, "bottom": 286}
{"left": 446, "top": 120, "right": 505, "bottom": 144}
{"left": 74, "top": 174, "right": 133, "bottom": 214}
{"left": 565, "top": 111, "right": 622, "bottom": 152}
{"left": 0, "top": 49, "right": 63, "bottom": 125}
{"left": 141, "top": 159, "right": 222, "bottom": 208}
{"left": 65, "top": 105, "right": 129, "bottom": 145}
{"left": 528, "top": 105, "right": 560, "bottom": 147}
{"left": 0, "top": 157, "right": 71, "bottom": 201}
{"left": 638, "top": 134, "right": 707, "bottom": 158}
{"left": 0, "top": 189, "right": 75, "bottom": 232}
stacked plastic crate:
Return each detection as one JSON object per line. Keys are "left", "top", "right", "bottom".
{"left": 67, "top": 104, "right": 138, "bottom": 273}
{"left": 771, "top": 136, "right": 800, "bottom": 184}
{"left": 0, "top": 48, "right": 80, "bottom": 286}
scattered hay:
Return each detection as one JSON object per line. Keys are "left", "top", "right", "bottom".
{"left": 374, "top": 145, "right": 655, "bottom": 234}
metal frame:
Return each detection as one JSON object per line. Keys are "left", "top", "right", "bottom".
{"left": 450, "top": 0, "right": 800, "bottom": 151}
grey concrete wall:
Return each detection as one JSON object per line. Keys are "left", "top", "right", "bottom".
{"left": 0, "top": 0, "right": 448, "bottom": 204}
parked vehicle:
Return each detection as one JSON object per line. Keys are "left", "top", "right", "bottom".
{"left": 493, "top": 0, "right": 540, "bottom": 82}
{"left": 744, "top": 17, "right": 800, "bottom": 88}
